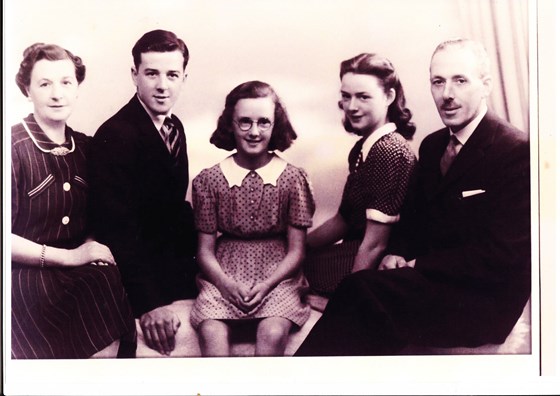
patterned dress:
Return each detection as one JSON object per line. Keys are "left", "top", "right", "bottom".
{"left": 304, "top": 124, "right": 417, "bottom": 294}
{"left": 11, "top": 114, "right": 136, "bottom": 359}
{"left": 190, "top": 155, "right": 315, "bottom": 328}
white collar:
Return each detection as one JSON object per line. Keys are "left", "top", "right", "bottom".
{"left": 361, "top": 122, "right": 397, "bottom": 158}
{"left": 449, "top": 104, "right": 487, "bottom": 145}
{"left": 220, "top": 154, "right": 288, "bottom": 188}
{"left": 137, "top": 94, "right": 172, "bottom": 131}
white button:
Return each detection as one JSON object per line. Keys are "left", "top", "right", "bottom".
{"left": 250, "top": 200, "right": 255, "bottom": 204}
{"left": 251, "top": 173, "right": 256, "bottom": 177}
{"left": 63, "top": 182, "right": 71, "bottom": 191}
{"left": 62, "top": 216, "right": 70, "bottom": 225}
{"left": 250, "top": 215, "right": 254, "bottom": 220}
{"left": 250, "top": 188, "right": 254, "bottom": 192}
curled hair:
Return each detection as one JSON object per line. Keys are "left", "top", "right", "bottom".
{"left": 431, "top": 38, "right": 491, "bottom": 79}
{"left": 339, "top": 53, "right": 415, "bottom": 140}
{"left": 210, "top": 81, "right": 298, "bottom": 152}
{"left": 132, "top": 29, "right": 189, "bottom": 69}
{"left": 15, "top": 43, "right": 86, "bottom": 97}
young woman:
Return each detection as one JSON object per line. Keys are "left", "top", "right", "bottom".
{"left": 11, "top": 43, "right": 136, "bottom": 358}
{"left": 304, "top": 53, "right": 417, "bottom": 294}
{"left": 190, "top": 81, "right": 315, "bottom": 356}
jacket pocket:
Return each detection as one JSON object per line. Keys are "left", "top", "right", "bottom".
{"left": 27, "top": 174, "right": 55, "bottom": 199}
{"left": 73, "top": 175, "right": 89, "bottom": 189}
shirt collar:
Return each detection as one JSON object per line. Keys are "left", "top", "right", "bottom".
{"left": 22, "top": 114, "right": 73, "bottom": 151}
{"left": 220, "top": 154, "right": 287, "bottom": 188}
{"left": 137, "top": 94, "right": 172, "bottom": 131}
{"left": 361, "top": 122, "right": 397, "bottom": 158}
{"left": 449, "top": 104, "right": 487, "bottom": 145}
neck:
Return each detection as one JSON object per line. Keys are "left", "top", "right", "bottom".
{"left": 34, "top": 115, "right": 67, "bottom": 144}
{"left": 234, "top": 152, "right": 273, "bottom": 171}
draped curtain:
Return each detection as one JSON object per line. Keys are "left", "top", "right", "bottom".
{"left": 458, "top": 0, "right": 529, "bottom": 132}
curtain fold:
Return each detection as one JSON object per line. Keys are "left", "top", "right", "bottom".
{"left": 458, "top": 0, "right": 529, "bottom": 132}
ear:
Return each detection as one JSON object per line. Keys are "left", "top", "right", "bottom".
{"left": 386, "top": 87, "right": 396, "bottom": 106}
{"left": 131, "top": 66, "right": 138, "bottom": 85}
{"left": 25, "top": 87, "right": 32, "bottom": 101}
{"left": 481, "top": 75, "right": 493, "bottom": 97}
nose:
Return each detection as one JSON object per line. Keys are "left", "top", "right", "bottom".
{"left": 156, "top": 75, "right": 169, "bottom": 90}
{"left": 50, "top": 83, "right": 63, "bottom": 100}
{"left": 442, "top": 83, "right": 454, "bottom": 99}
{"left": 347, "top": 97, "right": 358, "bottom": 111}
{"left": 248, "top": 123, "right": 260, "bottom": 136}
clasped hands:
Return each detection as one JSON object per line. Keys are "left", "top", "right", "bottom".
{"left": 218, "top": 278, "right": 270, "bottom": 313}
{"left": 378, "top": 255, "right": 416, "bottom": 271}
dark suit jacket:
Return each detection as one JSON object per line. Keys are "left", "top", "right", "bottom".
{"left": 88, "top": 96, "right": 198, "bottom": 317}
{"left": 393, "top": 111, "right": 531, "bottom": 345}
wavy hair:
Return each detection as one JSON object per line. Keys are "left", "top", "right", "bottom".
{"left": 15, "top": 43, "right": 86, "bottom": 97}
{"left": 339, "top": 53, "right": 415, "bottom": 139}
{"left": 210, "top": 81, "right": 297, "bottom": 152}
{"left": 132, "top": 29, "right": 189, "bottom": 69}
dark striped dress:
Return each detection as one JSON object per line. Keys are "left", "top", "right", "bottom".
{"left": 11, "top": 114, "right": 136, "bottom": 359}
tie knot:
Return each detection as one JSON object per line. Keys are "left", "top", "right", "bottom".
{"left": 162, "top": 117, "right": 175, "bottom": 132}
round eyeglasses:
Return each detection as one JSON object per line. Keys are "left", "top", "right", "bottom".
{"left": 234, "top": 117, "right": 274, "bottom": 132}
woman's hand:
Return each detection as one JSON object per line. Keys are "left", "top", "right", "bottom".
{"left": 241, "top": 282, "right": 271, "bottom": 312}
{"left": 68, "top": 240, "right": 116, "bottom": 267}
{"left": 216, "top": 276, "right": 252, "bottom": 311}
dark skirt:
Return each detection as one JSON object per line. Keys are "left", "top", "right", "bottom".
{"left": 11, "top": 264, "right": 136, "bottom": 359}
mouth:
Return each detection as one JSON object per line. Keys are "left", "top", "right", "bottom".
{"left": 154, "top": 96, "right": 169, "bottom": 101}
{"left": 349, "top": 115, "right": 363, "bottom": 123}
{"left": 441, "top": 106, "right": 460, "bottom": 116}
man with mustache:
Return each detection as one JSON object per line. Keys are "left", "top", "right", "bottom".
{"left": 296, "top": 38, "right": 530, "bottom": 355}
{"left": 88, "top": 30, "right": 198, "bottom": 356}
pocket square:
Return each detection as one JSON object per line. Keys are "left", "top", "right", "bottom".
{"left": 462, "top": 189, "right": 486, "bottom": 198}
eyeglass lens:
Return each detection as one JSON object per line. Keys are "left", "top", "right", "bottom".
{"left": 237, "top": 117, "right": 272, "bottom": 131}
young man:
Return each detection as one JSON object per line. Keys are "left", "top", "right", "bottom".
{"left": 89, "top": 30, "right": 198, "bottom": 356}
{"left": 296, "top": 38, "right": 531, "bottom": 356}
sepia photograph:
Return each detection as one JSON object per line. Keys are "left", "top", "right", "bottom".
{"left": 2, "top": 0, "right": 558, "bottom": 394}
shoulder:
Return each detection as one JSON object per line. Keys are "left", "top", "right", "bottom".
{"left": 370, "top": 132, "right": 417, "bottom": 164}
{"left": 94, "top": 97, "right": 145, "bottom": 140}
{"left": 281, "top": 162, "right": 313, "bottom": 186}
{"left": 11, "top": 122, "right": 29, "bottom": 147}
{"left": 193, "top": 163, "right": 223, "bottom": 185}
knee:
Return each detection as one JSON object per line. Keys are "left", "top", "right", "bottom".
{"left": 258, "top": 320, "right": 290, "bottom": 345}
{"left": 199, "top": 320, "right": 228, "bottom": 342}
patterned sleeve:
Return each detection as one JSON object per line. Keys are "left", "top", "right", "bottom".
{"left": 192, "top": 169, "right": 218, "bottom": 234}
{"left": 287, "top": 166, "right": 316, "bottom": 228}
{"left": 363, "top": 137, "right": 416, "bottom": 223}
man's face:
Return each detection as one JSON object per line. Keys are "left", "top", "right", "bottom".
{"left": 430, "top": 46, "right": 491, "bottom": 132}
{"left": 131, "top": 50, "right": 186, "bottom": 116}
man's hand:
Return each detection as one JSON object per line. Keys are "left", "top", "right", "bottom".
{"left": 378, "top": 255, "right": 416, "bottom": 271}
{"left": 139, "top": 306, "right": 181, "bottom": 355}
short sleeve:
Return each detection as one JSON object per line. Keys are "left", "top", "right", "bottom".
{"left": 192, "top": 169, "right": 218, "bottom": 234}
{"left": 363, "top": 136, "right": 416, "bottom": 223}
{"left": 287, "top": 167, "right": 316, "bottom": 228}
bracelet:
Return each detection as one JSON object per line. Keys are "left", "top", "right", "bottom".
{"left": 40, "top": 244, "right": 46, "bottom": 268}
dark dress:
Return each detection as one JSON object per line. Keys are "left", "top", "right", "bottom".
{"left": 11, "top": 114, "right": 136, "bottom": 359}
{"left": 304, "top": 127, "right": 417, "bottom": 294}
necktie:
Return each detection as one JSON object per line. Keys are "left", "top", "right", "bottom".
{"left": 160, "top": 117, "right": 180, "bottom": 161}
{"left": 440, "top": 134, "right": 462, "bottom": 176}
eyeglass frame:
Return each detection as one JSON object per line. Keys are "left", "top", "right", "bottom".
{"left": 233, "top": 117, "right": 274, "bottom": 132}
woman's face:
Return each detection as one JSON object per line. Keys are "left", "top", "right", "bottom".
{"left": 340, "top": 72, "right": 394, "bottom": 136}
{"left": 232, "top": 97, "right": 275, "bottom": 160}
{"left": 26, "top": 59, "right": 79, "bottom": 125}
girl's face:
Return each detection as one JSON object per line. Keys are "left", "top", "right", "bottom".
{"left": 26, "top": 59, "right": 79, "bottom": 125}
{"left": 232, "top": 97, "right": 275, "bottom": 160}
{"left": 340, "top": 72, "right": 395, "bottom": 136}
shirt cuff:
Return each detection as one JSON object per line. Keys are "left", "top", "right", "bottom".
{"left": 366, "top": 208, "right": 400, "bottom": 224}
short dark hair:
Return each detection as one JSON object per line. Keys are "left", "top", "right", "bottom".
{"left": 15, "top": 43, "right": 86, "bottom": 97}
{"left": 339, "top": 53, "right": 416, "bottom": 140}
{"left": 210, "top": 81, "right": 297, "bottom": 152}
{"left": 132, "top": 29, "right": 189, "bottom": 69}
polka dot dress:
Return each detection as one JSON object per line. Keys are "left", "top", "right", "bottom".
{"left": 190, "top": 156, "right": 315, "bottom": 328}
{"left": 339, "top": 132, "right": 417, "bottom": 239}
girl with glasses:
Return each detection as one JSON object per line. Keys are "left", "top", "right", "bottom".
{"left": 189, "top": 80, "right": 315, "bottom": 356}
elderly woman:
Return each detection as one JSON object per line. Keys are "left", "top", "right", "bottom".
{"left": 11, "top": 43, "right": 136, "bottom": 359}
